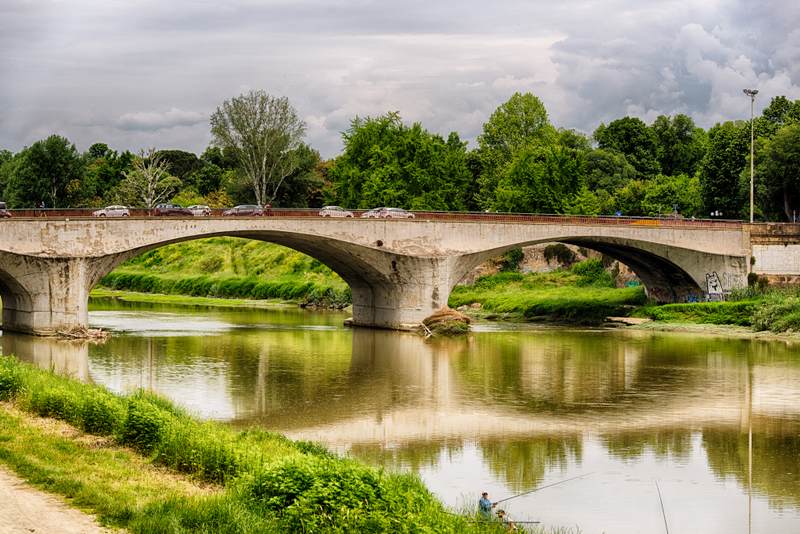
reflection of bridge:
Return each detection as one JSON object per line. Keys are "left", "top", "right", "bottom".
{"left": 0, "top": 214, "right": 757, "bottom": 335}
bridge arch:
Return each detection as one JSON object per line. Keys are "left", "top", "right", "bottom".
{"left": 0, "top": 255, "right": 34, "bottom": 334}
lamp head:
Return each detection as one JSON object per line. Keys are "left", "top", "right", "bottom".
{"left": 743, "top": 89, "right": 759, "bottom": 98}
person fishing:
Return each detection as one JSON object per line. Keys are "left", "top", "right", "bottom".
{"left": 478, "top": 492, "right": 495, "bottom": 519}
{"left": 496, "top": 509, "right": 517, "bottom": 531}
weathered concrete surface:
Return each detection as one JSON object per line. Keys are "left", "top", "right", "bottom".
{"left": 0, "top": 217, "right": 752, "bottom": 334}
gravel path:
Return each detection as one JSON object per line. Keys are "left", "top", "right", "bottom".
{"left": 0, "top": 467, "right": 110, "bottom": 533}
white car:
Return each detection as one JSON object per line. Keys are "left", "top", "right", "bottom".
{"left": 319, "top": 205, "right": 354, "bottom": 218}
{"left": 187, "top": 204, "right": 212, "bottom": 216}
{"left": 378, "top": 207, "right": 415, "bottom": 219}
{"left": 92, "top": 205, "right": 130, "bottom": 217}
{"left": 360, "top": 207, "right": 386, "bottom": 218}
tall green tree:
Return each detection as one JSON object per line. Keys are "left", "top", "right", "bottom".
{"left": 327, "top": 112, "right": 472, "bottom": 211}
{"left": 82, "top": 144, "right": 135, "bottom": 205}
{"left": 476, "top": 92, "right": 556, "bottom": 207}
{"left": 699, "top": 121, "right": 748, "bottom": 218}
{"left": 584, "top": 149, "right": 636, "bottom": 192}
{"left": 650, "top": 114, "right": 707, "bottom": 177}
{"left": 210, "top": 90, "right": 306, "bottom": 206}
{"left": 594, "top": 117, "right": 660, "bottom": 178}
{"left": 4, "top": 135, "right": 83, "bottom": 208}
{"left": 114, "top": 149, "right": 181, "bottom": 208}
{"left": 757, "top": 124, "right": 800, "bottom": 220}
{"left": 492, "top": 144, "right": 584, "bottom": 214}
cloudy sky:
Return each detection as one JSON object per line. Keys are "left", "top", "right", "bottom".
{"left": 1, "top": 0, "right": 799, "bottom": 158}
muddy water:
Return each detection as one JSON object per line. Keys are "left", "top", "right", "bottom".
{"left": 3, "top": 299, "right": 799, "bottom": 533}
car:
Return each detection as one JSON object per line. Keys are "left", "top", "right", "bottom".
{"left": 0, "top": 202, "right": 10, "bottom": 218}
{"left": 360, "top": 207, "right": 386, "bottom": 218}
{"left": 222, "top": 204, "right": 264, "bottom": 216}
{"left": 319, "top": 206, "right": 354, "bottom": 218}
{"left": 187, "top": 204, "right": 212, "bottom": 216}
{"left": 92, "top": 205, "right": 130, "bottom": 217}
{"left": 378, "top": 207, "right": 415, "bottom": 219}
{"left": 154, "top": 203, "right": 193, "bottom": 216}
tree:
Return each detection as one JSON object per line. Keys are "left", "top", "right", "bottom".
{"left": 3, "top": 135, "right": 83, "bottom": 208}
{"left": 594, "top": 117, "right": 660, "bottom": 178}
{"left": 584, "top": 149, "right": 636, "bottom": 192}
{"left": 116, "top": 149, "right": 181, "bottom": 208}
{"left": 640, "top": 174, "right": 702, "bottom": 217}
{"left": 273, "top": 144, "right": 323, "bottom": 207}
{"left": 476, "top": 92, "right": 557, "bottom": 207}
{"left": 210, "top": 90, "right": 306, "bottom": 206}
{"left": 327, "top": 112, "right": 472, "bottom": 210}
{"left": 650, "top": 114, "right": 707, "bottom": 177}
{"left": 82, "top": 146, "right": 134, "bottom": 206}
{"left": 155, "top": 149, "right": 203, "bottom": 180}
{"left": 760, "top": 96, "right": 800, "bottom": 136}
{"left": 757, "top": 124, "right": 800, "bottom": 220}
{"left": 492, "top": 144, "right": 584, "bottom": 214}
{"left": 699, "top": 121, "right": 748, "bottom": 218}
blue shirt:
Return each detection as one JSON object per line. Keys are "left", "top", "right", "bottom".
{"left": 479, "top": 497, "right": 493, "bottom": 517}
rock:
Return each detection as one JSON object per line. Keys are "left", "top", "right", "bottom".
{"left": 421, "top": 307, "right": 471, "bottom": 337}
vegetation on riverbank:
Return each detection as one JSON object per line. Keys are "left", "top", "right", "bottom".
{"left": 90, "top": 288, "right": 303, "bottom": 310}
{"left": 98, "top": 238, "right": 350, "bottom": 308}
{"left": 450, "top": 259, "right": 647, "bottom": 324}
{"left": 0, "top": 356, "right": 575, "bottom": 533}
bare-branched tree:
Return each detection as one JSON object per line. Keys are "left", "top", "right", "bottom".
{"left": 210, "top": 90, "right": 306, "bottom": 206}
{"left": 119, "top": 149, "right": 181, "bottom": 208}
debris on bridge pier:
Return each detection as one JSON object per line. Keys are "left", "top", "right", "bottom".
{"left": 420, "top": 307, "right": 471, "bottom": 337}
{"left": 55, "top": 326, "right": 111, "bottom": 343}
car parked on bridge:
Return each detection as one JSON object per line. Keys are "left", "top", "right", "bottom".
{"left": 154, "top": 203, "right": 193, "bottom": 216}
{"left": 378, "top": 207, "right": 415, "bottom": 219}
{"left": 319, "top": 206, "right": 354, "bottom": 218}
{"left": 222, "top": 204, "right": 264, "bottom": 217}
{"left": 187, "top": 204, "right": 212, "bottom": 216}
{"left": 92, "top": 205, "right": 130, "bottom": 217}
{"left": 0, "top": 202, "right": 10, "bottom": 218}
{"left": 360, "top": 207, "right": 386, "bottom": 218}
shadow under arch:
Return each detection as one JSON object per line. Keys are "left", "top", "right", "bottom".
{"left": 0, "top": 259, "right": 34, "bottom": 333}
{"left": 454, "top": 235, "right": 705, "bottom": 302}
{"left": 86, "top": 229, "right": 404, "bottom": 313}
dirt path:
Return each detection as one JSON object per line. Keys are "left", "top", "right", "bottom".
{"left": 0, "top": 467, "right": 111, "bottom": 533}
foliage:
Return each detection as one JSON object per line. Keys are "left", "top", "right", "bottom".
{"left": 326, "top": 112, "right": 472, "bottom": 210}
{"left": 492, "top": 144, "right": 584, "bottom": 213}
{"left": 3, "top": 134, "right": 84, "bottom": 208}
{"left": 699, "top": 121, "right": 748, "bottom": 218}
{"left": 500, "top": 247, "right": 524, "bottom": 271}
{"left": 543, "top": 244, "right": 577, "bottom": 266}
{"left": 584, "top": 149, "right": 636, "bottom": 192}
{"left": 634, "top": 301, "right": 757, "bottom": 326}
{"left": 570, "top": 258, "right": 615, "bottom": 287}
{"left": 115, "top": 149, "right": 182, "bottom": 208}
{"left": 756, "top": 124, "right": 800, "bottom": 221}
{"left": 650, "top": 114, "right": 707, "bottom": 177}
{"left": 210, "top": 90, "right": 306, "bottom": 206}
{"left": 477, "top": 92, "right": 557, "bottom": 207}
{"left": 640, "top": 174, "right": 702, "bottom": 217}
{"left": 594, "top": 117, "right": 660, "bottom": 178}
{"left": 752, "top": 296, "right": 800, "bottom": 332}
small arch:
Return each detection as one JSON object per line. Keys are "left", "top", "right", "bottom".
{"left": 0, "top": 261, "right": 34, "bottom": 333}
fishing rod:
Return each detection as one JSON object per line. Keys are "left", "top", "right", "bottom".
{"left": 655, "top": 480, "right": 670, "bottom": 534}
{"left": 493, "top": 472, "right": 595, "bottom": 505}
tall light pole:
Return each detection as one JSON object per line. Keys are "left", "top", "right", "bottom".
{"left": 743, "top": 89, "right": 758, "bottom": 223}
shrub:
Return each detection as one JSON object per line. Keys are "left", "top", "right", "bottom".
{"left": 499, "top": 247, "right": 524, "bottom": 272}
{"left": 81, "top": 390, "right": 126, "bottom": 435}
{"left": 121, "top": 397, "right": 172, "bottom": 453}
{"left": 0, "top": 358, "right": 24, "bottom": 400}
{"left": 571, "top": 258, "right": 614, "bottom": 287}
{"left": 544, "top": 243, "right": 576, "bottom": 266}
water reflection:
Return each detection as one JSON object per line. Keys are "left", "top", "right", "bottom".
{"left": 2, "top": 303, "right": 800, "bottom": 532}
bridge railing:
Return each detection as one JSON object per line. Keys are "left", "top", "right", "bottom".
{"left": 0, "top": 207, "right": 744, "bottom": 228}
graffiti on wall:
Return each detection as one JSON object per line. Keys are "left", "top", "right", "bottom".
{"left": 705, "top": 271, "right": 745, "bottom": 301}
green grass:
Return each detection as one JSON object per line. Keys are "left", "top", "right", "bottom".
{"left": 90, "top": 288, "right": 301, "bottom": 310}
{"left": 633, "top": 301, "right": 758, "bottom": 326}
{"left": 449, "top": 260, "right": 647, "bottom": 324}
{"left": 0, "top": 356, "right": 579, "bottom": 533}
{"left": 99, "top": 238, "right": 350, "bottom": 308}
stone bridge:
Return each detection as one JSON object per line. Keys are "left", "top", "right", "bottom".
{"left": 0, "top": 214, "right": 751, "bottom": 335}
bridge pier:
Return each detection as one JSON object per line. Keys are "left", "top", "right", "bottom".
{"left": 0, "top": 254, "right": 105, "bottom": 336}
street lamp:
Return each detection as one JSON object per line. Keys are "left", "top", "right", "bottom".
{"left": 743, "top": 89, "right": 758, "bottom": 223}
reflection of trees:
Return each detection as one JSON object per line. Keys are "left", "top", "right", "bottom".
{"left": 479, "top": 435, "right": 582, "bottom": 492}
{"left": 350, "top": 440, "right": 465, "bottom": 473}
{"left": 703, "top": 419, "right": 800, "bottom": 508}
{"left": 601, "top": 429, "right": 693, "bottom": 462}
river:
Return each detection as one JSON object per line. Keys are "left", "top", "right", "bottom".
{"left": 2, "top": 298, "right": 799, "bottom": 533}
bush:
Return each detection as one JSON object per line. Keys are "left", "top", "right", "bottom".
{"left": 0, "top": 358, "right": 24, "bottom": 400}
{"left": 499, "top": 248, "right": 524, "bottom": 272}
{"left": 122, "top": 397, "right": 172, "bottom": 453}
{"left": 571, "top": 258, "right": 614, "bottom": 287}
{"left": 81, "top": 390, "right": 126, "bottom": 435}
{"left": 544, "top": 243, "right": 576, "bottom": 266}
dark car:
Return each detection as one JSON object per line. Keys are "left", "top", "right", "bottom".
{"left": 0, "top": 202, "right": 10, "bottom": 218}
{"left": 222, "top": 204, "right": 264, "bottom": 217}
{"left": 154, "top": 203, "right": 192, "bottom": 216}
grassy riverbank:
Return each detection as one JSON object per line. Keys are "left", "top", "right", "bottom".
{"left": 450, "top": 260, "right": 647, "bottom": 324}
{"left": 99, "top": 238, "right": 350, "bottom": 308}
{"left": 0, "top": 356, "right": 575, "bottom": 533}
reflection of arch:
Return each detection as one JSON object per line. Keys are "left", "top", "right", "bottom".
{"left": 454, "top": 236, "right": 708, "bottom": 302}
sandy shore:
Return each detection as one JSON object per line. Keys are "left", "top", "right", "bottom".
{"left": 0, "top": 467, "right": 110, "bottom": 533}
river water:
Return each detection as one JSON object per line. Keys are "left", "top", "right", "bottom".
{"left": 2, "top": 299, "right": 800, "bottom": 533}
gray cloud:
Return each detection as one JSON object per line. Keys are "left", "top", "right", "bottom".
{"left": 1, "top": 0, "right": 798, "bottom": 157}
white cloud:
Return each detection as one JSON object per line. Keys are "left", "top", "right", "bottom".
{"left": 115, "top": 108, "right": 206, "bottom": 132}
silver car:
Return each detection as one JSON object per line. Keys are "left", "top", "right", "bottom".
{"left": 378, "top": 207, "right": 415, "bottom": 219}
{"left": 188, "top": 204, "right": 212, "bottom": 216}
{"left": 360, "top": 207, "right": 386, "bottom": 218}
{"left": 319, "top": 205, "right": 354, "bottom": 218}
{"left": 92, "top": 205, "right": 130, "bottom": 217}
